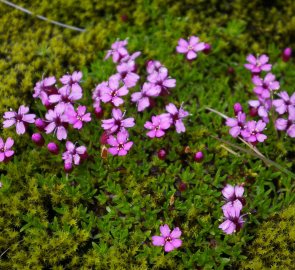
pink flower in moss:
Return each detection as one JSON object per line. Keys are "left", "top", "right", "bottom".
{"left": 275, "top": 117, "right": 295, "bottom": 138}
{"left": 62, "top": 141, "right": 87, "bottom": 165}
{"left": 244, "top": 54, "right": 272, "bottom": 74}
{"left": 116, "top": 60, "right": 140, "bottom": 88}
{"left": 92, "top": 82, "right": 107, "bottom": 109}
{"left": 3, "top": 105, "right": 36, "bottom": 135}
{"left": 101, "top": 108, "right": 135, "bottom": 134}
{"left": 272, "top": 91, "right": 295, "bottom": 117}
{"left": 144, "top": 115, "right": 171, "bottom": 138}
{"left": 33, "top": 76, "right": 58, "bottom": 107}
{"left": 252, "top": 73, "right": 280, "bottom": 99}
{"left": 0, "top": 137, "right": 14, "bottom": 162}
{"left": 45, "top": 103, "right": 69, "bottom": 140}
{"left": 241, "top": 120, "right": 267, "bottom": 144}
{"left": 67, "top": 105, "right": 91, "bottom": 130}
{"left": 107, "top": 130, "right": 133, "bottom": 156}
{"left": 152, "top": 224, "right": 182, "bottom": 252}
{"left": 104, "top": 39, "right": 129, "bottom": 63}
{"left": 176, "top": 36, "right": 205, "bottom": 60}
{"left": 60, "top": 71, "right": 83, "bottom": 92}
{"left": 147, "top": 69, "right": 176, "bottom": 96}
{"left": 219, "top": 200, "right": 245, "bottom": 235}
{"left": 146, "top": 60, "right": 168, "bottom": 75}
{"left": 225, "top": 112, "right": 246, "bottom": 138}
{"left": 100, "top": 75, "right": 129, "bottom": 106}
{"left": 165, "top": 103, "right": 189, "bottom": 133}
{"left": 131, "top": 82, "right": 160, "bottom": 112}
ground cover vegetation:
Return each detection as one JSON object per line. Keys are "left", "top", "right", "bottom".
{"left": 0, "top": 1, "right": 295, "bottom": 269}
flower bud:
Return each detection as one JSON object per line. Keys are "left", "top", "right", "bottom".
{"left": 194, "top": 151, "right": 204, "bottom": 162}
{"left": 178, "top": 182, "right": 187, "bottom": 192}
{"left": 64, "top": 162, "right": 73, "bottom": 173}
{"left": 31, "top": 133, "right": 45, "bottom": 146}
{"left": 233, "top": 103, "right": 243, "bottom": 115}
{"left": 100, "top": 131, "right": 109, "bottom": 145}
{"left": 249, "top": 107, "right": 258, "bottom": 117}
{"left": 94, "top": 107, "right": 104, "bottom": 118}
{"left": 203, "top": 43, "right": 212, "bottom": 54}
{"left": 35, "top": 118, "right": 46, "bottom": 131}
{"left": 47, "top": 142, "right": 59, "bottom": 155}
{"left": 282, "top": 47, "right": 292, "bottom": 62}
{"left": 157, "top": 149, "right": 166, "bottom": 160}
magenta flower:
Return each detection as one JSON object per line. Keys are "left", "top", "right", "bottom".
{"left": 272, "top": 91, "right": 295, "bottom": 117}
{"left": 147, "top": 69, "right": 176, "bottom": 96}
{"left": 275, "top": 117, "right": 295, "bottom": 138}
{"left": 225, "top": 112, "right": 246, "bottom": 138}
{"left": 248, "top": 98, "right": 272, "bottom": 121}
{"left": 62, "top": 141, "right": 87, "bottom": 165}
{"left": 49, "top": 72, "right": 83, "bottom": 104}
{"left": 101, "top": 108, "right": 135, "bottom": 134}
{"left": 33, "top": 76, "right": 58, "bottom": 107}
{"left": 222, "top": 184, "right": 245, "bottom": 205}
{"left": 131, "top": 82, "right": 160, "bottom": 112}
{"left": 3, "top": 105, "right": 36, "bottom": 135}
{"left": 92, "top": 82, "right": 107, "bottom": 109}
{"left": 244, "top": 54, "right": 272, "bottom": 74}
{"left": 116, "top": 60, "right": 140, "bottom": 88}
{"left": 67, "top": 105, "right": 91, "bottom": 130}
{"left": 104, "top": 39, "right": 129, "bottom": 63}
{"left": 282, "top": 47, "right": 292, "bottom": 62}
{"left": 219, "top": 200, "right": 245, "bottom": 234}
{"left": 252, "top": 73, "right": 280, "bottom": 99}
{"left": 241, "top": 120, "right": 267, "bottom": 143}
{"left": 0, "top": 137, "right": 14, "bottom": 162}
{"left": 45, "top": 103, "right": 69, "bottom": 140}
{"left": 100, "top": 75, "right": 129, "bottom": 106}
{"left": 107, "top": 130, "right": 133, "bottom": 156}
{"left": 176, "top": 36, "right": 205, "bottom": 60}
{"left": 165, "top": 103, "right": 189, "bottom": 133}
{"left": 144, "top": 115, "right": 171, "bottom": 138}
{"left": 60, "top": 71, "right": 83, "bottom": 92}
{"left": 152, "top": 224, "right": 182, "bottom": 252}
{"left": 146, "top": 60, "right": 168, "bottom": 75}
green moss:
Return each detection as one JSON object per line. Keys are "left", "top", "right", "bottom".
{"left": 240, "top": 205, "right": 295, "bottom": 270}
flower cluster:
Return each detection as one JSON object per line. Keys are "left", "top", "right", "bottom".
{"left": 219, "top": 184, "right": 246, "bottom": 234}
{"left": 176, "top": 36, "right": 209, "bottom": 60}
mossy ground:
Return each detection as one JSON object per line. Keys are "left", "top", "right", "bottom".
{"left": 0, "top": 1, "right": 295, "bottom": 269}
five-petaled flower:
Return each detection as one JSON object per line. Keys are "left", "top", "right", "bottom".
{"left": 176, "top": 36, "right": 206, "bottom": 60}
{"left": 144, "top": 115, "right": 171, "bottom": 138}
{"left": 241, "top": 120, "right": 267, "bottom": 144}
{"left": 101, "top": 108, "right": 135, "bottom": 134}
{"left": 165, "top": 103, "right": 189, "bottom": 133}
{"left": 244, "top": 54, "right": 272, "bottom": 74}
{"left": 62, "top": 141, "right": 87, "bottom": 166}
{"left": 67, "top": 105, "right": 91, "bottom": 130}
{"left": 273, "top": 91, "right": 295, "bottom": 118}
{"left": 0, "top": 137, "right": 14, "bottom": 162}
{"left": 225, "top": 112, "right": 246, "bottom": 138}
{"left": 3, "top": 105, "right": 36, "bottom": 135}
{"left": 147, "top": 69, "right": 176, "bottom": 96}
{"left": 252, "top": 73, "right": 280, "bottom": 99}
{"left": 152, "top": 224, "right": 182, "bottom": 252}
{"left": 107, "top": 130, "right": 133, "bottom": 156}
{"left": 104, "top": 39, "right": 129, "bottom": 63}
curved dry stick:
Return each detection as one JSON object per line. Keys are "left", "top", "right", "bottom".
{"left": 0, "top": 0, "right": 86, "bottom": 32}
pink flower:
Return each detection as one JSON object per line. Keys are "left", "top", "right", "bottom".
{"left": 244, "top": 54, "right": 272, "bottom": 74}
{"left": 248, "top": 98, "right": 272, "bottom": 120}
{"left": 147, "top": 69, "right": 176, "bottom": 96}
{"left": 33, "top": 76, "right": 58, "bottom": 107}
{"left": 225, "top": 112, "right": 246, "bottom": 138}
{"left": 222, "top": 184, "right": 245, "bottom": 205}
{"left": 100, "top": 75, "right": 129, "bottom": 106}
{"left": 275, "top": 117, "right": 295, "bottom": 138}
{"left": 131, "top": 82, "right": 160, "bottom": 112}
{"left": 219, "top": 200, "right": 245, "bottom": 235}
{"left": 252, "top": 73, "right": 280, "bottom": 99}
{"left": 241, "top": 120, "right": 267, "bottom": 144}
{"left": 67, "top": 105, "right": 91, "bottom": 130}
{"left": 144, "top": 115, "right": 171, "bottom": 138}
{"left": 45, "top": 103, "right": 69, "bottom": 140}
{"left": 92, "top": 82, "right": 107, "bottom": 109}
{"left": 3, "top": 105, "right": 36, "bottom": 135}
{"left": 104, "top": 39, "right": 129, "bottom": 63}
{"left": 272, "top": 91, "right": 295, "bottom": 118}
{"left": 49, "top": 72, "right": 83, "bottom": 104}
{"left": 116, "top": 60, "right": 140, "bottom": 88}
{"left": 165, "top": 103, "right": 189, "bottom": 133}
{"left": 101, "top": 108, "right": 135, "bottom": 134}
{"left": 176, "top": 36, "right": 205, "bottom": 60}
{"left": 152, "top": 224, "right": 182, "bottom": 252}
{"left": 107, "top": 130, "right": 133, "bottom": 156}
{"left": 0, "top": 137, "right": 14, "bottom": 162}
{"left": 146, "top": 60, "right": 168, "bottom": 75}
{"left": 62, "top": 141, "right": 87, "bottom": 165}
